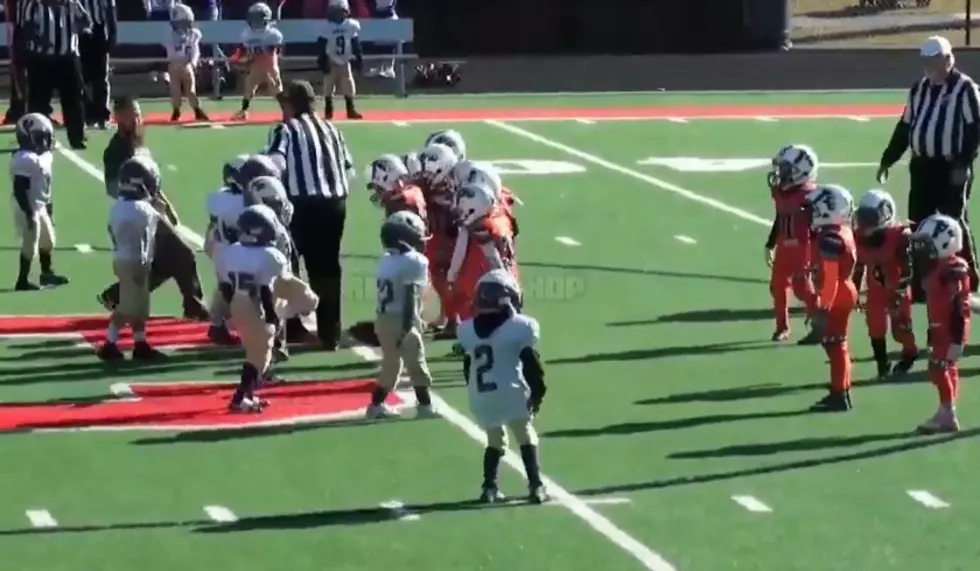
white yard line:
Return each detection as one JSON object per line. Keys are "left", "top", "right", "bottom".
{"left": 204, "top": 505, "right": 239, "bottom": 522}
{"left": 674, "top": 235, "right": 697, "bottom": 245}
{"left": 731, "top": 495, "right": 772, "bottom": 513}
{"left": 380, "top": 500, "right": 421, "bottom": 521}
{"left": 906, "top": 490, "right": 950, "bottom": 509}
{"left": 554, "top": 236, "right": 581, "bottom": 247}
{"left": 56, "top": 145, "right": 206, "bottom": 249}
{"left": 350, "top": 345, "right": 675, "bottom": 571}
{"left": 25, "top": 509, "right": 58, "bottom": 528}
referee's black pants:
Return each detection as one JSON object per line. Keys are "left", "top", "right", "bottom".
{"left": 4, "top": 52, "right": 27, "bottom": 124}
{"left": 908, "top": 156, "right": 980, "bottom": 297}
{"left": 79, "top": 26, "right": 111, "bottom": 124}
{"left": 26, "top": 52, "right": 86, "bottom": 146}
{"left": 290, "top": 195, "right": 347, "bottom": 348}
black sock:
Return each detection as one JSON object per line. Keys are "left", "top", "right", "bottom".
{"left": 17, "top": 254, "right": 31, "bottom": 282}
{"left": 413, "top": 385, "right": 431, "bottom": 406}
{"left": 370, "top": 386, "right": 389, "bottom": 407}
{"left": 482, "top": 446, "right": 503, "bottom": 488}
{"left": 38, "top": 250, "right": 52, "bottom": 274}
{"left": 519, "top": 444, "right": 542, "bottom": 488}
{"left": 870, "top": 337, "right": 888, "bottom": 368}
{"left": 324, "top": 98, "right": 334, "bottom": 118}
{"left": 240, "top": 98, "right": 251, "bottom": 112}
{"left": 240, "top": 362, "right": 260, "bottom": 398}
{"left": 344, "top": 96, "right": 356, "bottom": 113}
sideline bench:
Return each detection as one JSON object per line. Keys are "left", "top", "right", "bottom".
{"left": 0, "top": 18, "right": 417, "bottom": 97}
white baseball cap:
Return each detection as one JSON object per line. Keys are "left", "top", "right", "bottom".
{"left": 921, "top": 36, "right": 953, "bottom": 57}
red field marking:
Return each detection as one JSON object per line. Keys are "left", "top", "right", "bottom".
{"left": 0, "top": 315, "right": 210, "bottom": 350}
{"left": 0, "top": 379, "right": 403, "bottom": 432}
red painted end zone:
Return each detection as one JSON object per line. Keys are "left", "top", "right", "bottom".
{"left": 0, "top": 315, "right": 209, "bottom": 350}
{"left": 0, "top": 379, "right": 403, "bottom": 432}
{"left": 69, "top": 103, "right": 902, "bottom": 126}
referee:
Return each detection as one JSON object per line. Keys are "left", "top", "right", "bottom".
{"left": 877, "top": 35, "right": 980, "bottom": 299}
{"left": 17, "top": 0, "right": 89, "bottom": 149}
{"left": 78, "top": 0, "right": 116, "bottom": 129}
{"left": 266, "top": 80, "right": 353, "bottom": 350}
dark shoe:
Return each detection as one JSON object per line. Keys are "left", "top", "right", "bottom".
{"left": 96, "top": 341, "right": 125, "bottom": 362}
{"left": 14, "top": 280, "right": 40, "bottom": 291}
{"left": 809, "top": 390, "right": 852, "bottom": 413}
{"left": 39, "top": 272, "right": 69, "bottom": 287}
{"left": 132, "top": 341, "right": 166, "bottom": 361}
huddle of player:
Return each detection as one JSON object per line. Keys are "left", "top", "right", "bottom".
{"left": 365, "top": 130, "right": 547, "bottom": 503}
{"left": 766, "top": 144, "right": 971, "bottom": 433}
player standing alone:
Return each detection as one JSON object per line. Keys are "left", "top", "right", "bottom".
{"left": 318, "top": 0, "right": 364, "bottom": 120}
{"left": 910, "top": 214, "right": 972, "bottom": 433}
{"left": 458, "top": 270, "right": 548, "bottom": 504}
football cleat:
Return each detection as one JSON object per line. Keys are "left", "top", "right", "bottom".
{"left": 415, "top": 404, "right": 439, "bottom": 419}
{"left": 916, "top": 409, "right": 960, "bottom": 434}
{"left": 208, "top": 324, "right": 240, "bottom": 346}
{"left": 808, "top": 390, "right": 852, "bottom": 413}
{"left": 39, "top": 273, "right": 69, "bottom": 287}
{"left": 478, "top": 486, "right": 506, "bottom": 504}
{"left": 228, "top": 396, "right": 267, "bottom": 414}
{"left": 96, "top": 341, "right": 125, "bottom": 362}
{"left": 132, "top": 341, "right": 166, "bottom": 361}
{"left": 892, "top": 350, "right": 920, "bottom": 376}
{"left": 771, "top": 328, "right": 790, "bottom": 342}
{"left": 14, "top": 280, "right": 40, "bottom": 291}
{"left": 528, "top": 485, "right": 550, "bottom": 505}
{"left": 366, "top": 403, "right": 401, "bottom": 419}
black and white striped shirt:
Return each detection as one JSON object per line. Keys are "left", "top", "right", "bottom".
{"left": 17, "top": 0, "right": 90, "bottom": 57}
{"left": 265, "top": 115, "right": 354, "bottom": 200}
{"left": 78, "top": 0, "right": 117, "bottom": 38}
{"left": 903, "top": 71, "right": 980, "bottom": 159}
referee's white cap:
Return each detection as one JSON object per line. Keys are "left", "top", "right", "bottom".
{"left": 921, "top": 36, "right": 953, "bottom": 57}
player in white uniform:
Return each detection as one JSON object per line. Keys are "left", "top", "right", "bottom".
{"left": 457, "top": 270, "right": 548, "bottom": 504}
{"left": 318, "top": 0, "right": 363, "bottom": 120}
{"left": 10, "top": 113, "right": 68, "bottom": 291}
{"left": 97, "top": 157, "right": 171, "bottom": 362}
{"left": 425, "top": 130, "right": 467, "bottom": 162}
{"left": 365, "top": 211, "right": 435, "bottom": 419}
{"left": 218, "top": 205, "right": 318, "bottom": 413}
{"left": 165, "top": 4, "right": 210, "bottom": 122}
{"left": 204, "top": 154, "right": 250, "bottom": 345}
{"left": 232, "top": 2, "right": 284, "bottom": 121}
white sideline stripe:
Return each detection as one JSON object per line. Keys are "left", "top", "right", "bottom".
{"left": 74, "top": 243, "right": 93, "bottom": 253}
{"left": 667, "top": 117, "right": 688, "bottom": 124}
{"left": 26, "top": 509, "right": 58, "bottom": 528}
{"left": 576, "top": 118, "right": 596, "bottom": 124}
{"left": 731, "top": 495, "right": 772, "bottom": 513}
{"left": 348, "top": 345, "right": 675, "bottom": 571}
{"left": 204, "top": 505, "right": 239, "bottom": 522}
{"left": 555, "top": 236, "right": 581, "bottom": 247}
{"left": 674, "top": 235, "right": 697, "bottom": 245}
{"left": 754, "top": 116, "right": 777, "bottom": 122}
{"left": 907, "top": 490, "right": 950, "bottom": 509}
{"left": 56, "top": 145, "right": 206, "bottom": 250}
{"left": 392, "top": 121, "right": 409, "bottom": 127}
{"left": 380, "top": 500, "right": 421, "bottom": 521}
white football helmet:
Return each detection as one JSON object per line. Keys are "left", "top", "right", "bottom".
{"left": 366, "top": 154, "right": 409, "bottom": 205}
{"left": 855, "top": 189, "right": 897, "bottom": 234}
{"left": 418, "top": 143, "right": 459, "bottom": 187}
{"left": 452, "top": 161, "right": 503, "bottom": 200}
{"left": 170, "top": 3, "right": 194, "bottom": 32}
{"left": 913, "top": 214, "right": 964, "bottom": 260}
{"left": 402, "top": 152, "right": 422, "bottom": 175}
{"left": 424, "top": 130, "right": 466, "bottom": 161}
{"left": 768, "top": 144, "right": 819, "bottom": 190}
{"left": 475, "top": 269, "right": 522, "bottom": 313}
{"left": 455, "top": 183, "right": 497, "bottom": 227}
{"left": 247, "top": 1, "right": 273, "bottom": 29}
{"left": 806, "top": 184, "right": 853, "bottom": 228}
{"left": 245, "top": 175, "right": 294, "bottom": 225}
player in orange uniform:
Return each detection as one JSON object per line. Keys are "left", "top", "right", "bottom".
{"left": 366, "top": 154, "right": 427, "bottom": 220}
{"left": 765, "top": 144, "right": 819, "bottom": 343}
{"left": 805, "top": 184, "right": 859, "bottom": 413}
{"left": 910, "top": 214, "right": 972, "bottom": 433}
{"left": 450, "top": 183, "right": 517, "bottom": 323}
{"left": 853, "top": 189, "right": 920, "bottom": 379}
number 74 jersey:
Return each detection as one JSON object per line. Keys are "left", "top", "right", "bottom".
{"left": 457, "top": 314, "right": 541, "bottom": 429}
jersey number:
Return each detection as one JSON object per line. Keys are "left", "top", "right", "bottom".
{"left": 778, "top": 213, "right": 797, "bottom": 240}
{"left": 229, "top": 272, "right": 258, "bottom": 298}
{"left": 472, "top": 345, "right": 497, "bottom": 393}
{"left": 334, "top": 34, "right": 346, "bottom": 56}
{"left": 377, "top": 278, "right": 394, "bottom": 313}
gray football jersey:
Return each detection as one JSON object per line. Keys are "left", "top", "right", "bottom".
{"left": 11, "top": 150, "right": 53, "bottom": 207}
{"left": 376, "top": 250, "right": 428, "bottom": 317}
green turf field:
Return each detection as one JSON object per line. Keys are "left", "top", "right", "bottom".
{"left": 2, "top": 90, "right": 979, "bottom": 571}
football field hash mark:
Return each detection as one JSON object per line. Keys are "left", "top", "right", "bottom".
{"left": 674, "top": 235, "right": 697, "bottom": 245}
{"left": 74, "top": 243, "right": 92, "bottom": 254}
{"left": 847, "top": 116, "right": 870, "bottom": 122}
{"left": 754, "top": 116, "right": 777, "bottom": 122}
{"left": 392, "top": 121, "right": 409, "bottom": 127}
{"left": 907, "top": 490, "right": 950, "bottom": 509}
{"left": 380, "top": 500, "right": 421, "bottom": 521}
{"left": 667, "top": 117, "right": 688, "bottom": 124}
{"left": 204, "top": 505, "right": 239, "bottom": 523}
{"left": 26, "top": 509, "right": 58, "bottom": 528}
{"left": 576, "top": 118, "right": 596, "bottom": 124}
{"left": 555, "top": 236, "right": 582, "bottom": 247}
{"left": 731, "top": 495, "right": 772, "bottom": 513}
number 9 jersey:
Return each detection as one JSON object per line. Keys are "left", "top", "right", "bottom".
{"left": 457, "top": 313, "right": 541, "bottom": 429}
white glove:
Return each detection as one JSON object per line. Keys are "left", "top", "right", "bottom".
{"left": 947, "top": 344, "right": 964, "bottom": 362}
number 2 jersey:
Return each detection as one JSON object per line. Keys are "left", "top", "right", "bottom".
{"left": 376, "top": 249, "right": 428, "bottom": 320}
{"left": 458, "top": 313, "right": 540, "bottom": 428}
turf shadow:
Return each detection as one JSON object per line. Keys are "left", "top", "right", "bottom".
{"left": 572, "top": 428, "right": 980, "bottom": 496}
{"left": 609, "top": 307, "right": 804, "bottom": 327}
{"left": 670, "top": 431, "right": 920, "bottom": 459}
{"left": 547, "top": 340, "right": 772, "bottom": 365}
{"left": 544, "top": 409, "right": 809, "bottom": 438}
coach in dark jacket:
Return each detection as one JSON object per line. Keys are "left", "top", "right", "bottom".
{"left": 97, "top": 96, "right": 208, "bottom": 320}
{"left": 877, "top": 36, "right": 980, "bottom": 297}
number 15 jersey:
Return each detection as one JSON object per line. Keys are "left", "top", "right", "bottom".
{"left": 458, "top": 314, "right": 541, "bottom": 429}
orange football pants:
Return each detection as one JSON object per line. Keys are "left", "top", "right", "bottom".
{"left": 864, "top": 283, "right": 917, "bottom": 352}
{"left": 822, "top": 284, "right": 858, "bottom": 394}
{"left": 425, "top": 235, "right": 458, "bottom": 322}
{"left": 928, "top": 331, "right": 961, "bottom": 405}
{"left": 770, "top": 244, "right": 816, "bottom": 330}
{"left": 455, "top": 243, "right": 519, "bottom": 322}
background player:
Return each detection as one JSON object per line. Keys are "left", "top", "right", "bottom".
{"left": 11, "top": 113, "right": 68, "bottom": 291}
{"left": 458, "top": 270, "right": 547, "bottom": 505}
{"left": 366, "top": 154, "right": 426, "bottom": 218}
{"left": 165, "top": 4, "right": 210, "bottom": 122}
{"left": 366, "top": 211, "right": 435, "bottom": 419}
{"left": 318, "top": 0, "right": 363, "bottom": 120}
{"left": 232, "top": 2, "right": 283, "bottom": 121}
{"left": 204, "top": 154, "right": 250, "bottom": 345}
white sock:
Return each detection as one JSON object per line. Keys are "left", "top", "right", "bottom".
{"left": 133, "top": 330, "right": 146, "bottom": 342}
{"left": 107, "top": 324, "right": 120, "bottom": 343}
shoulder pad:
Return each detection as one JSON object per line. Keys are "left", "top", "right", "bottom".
{"left": 817, "top": 232, "right": 847, "bottom": 258}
